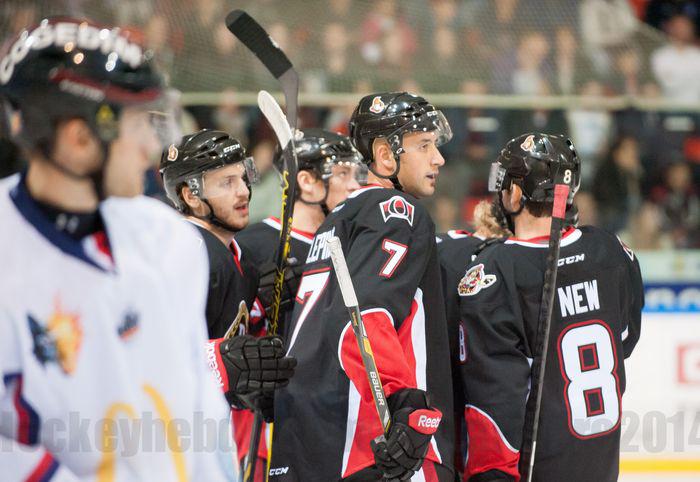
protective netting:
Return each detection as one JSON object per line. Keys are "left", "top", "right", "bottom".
{"left": 0, "top": 0, "right": 669, "bottom": 100}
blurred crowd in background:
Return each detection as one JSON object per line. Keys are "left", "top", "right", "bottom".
{"left": 1, "top": 0, "right": 699, "bottom": 248}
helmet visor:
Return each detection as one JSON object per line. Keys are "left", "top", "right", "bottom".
{"left": 488, "top": 162, "right": 507, "bottom": 193}
{"left": 201, "top": 158, "right": 256, "bottom": 200}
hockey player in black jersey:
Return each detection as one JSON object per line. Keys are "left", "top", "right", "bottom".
{"left": 160, "top": 130, "right": 296, "bottom": 479}
{"left": 160, "top": 129, "right": 262, "bottom": 337}
{"left": 235, "top": 128, "right": 364, "bottom": 475}
{"left": 237, "top": 128, "right": 364, "bottom": 334}
{"left": 458, "top": 133, "right": 643, "bottom": 482}
{"left": 435, "top": 201, "right": 511, "bottom": 474}
{"left": 269, "top": 92, "right": 455, "bottom": 482}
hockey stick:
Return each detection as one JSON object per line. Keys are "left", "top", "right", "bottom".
{"left": 327, "top": 236, "right": 391, "bottom": 438}
{"left": 519, "top": 182, "right": 571, "bottom": 482}
{"left": 225, "top": 11, "right": 299, "bottom": 482}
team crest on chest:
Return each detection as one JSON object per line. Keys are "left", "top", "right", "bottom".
{"left": 380, "top": 196, "right": 415, "bottom": 226}
{"left": 28, "top": 299, "right": 83, "bottom": 374}
{"left": 458, "top": 264, "right": 497, "bottom": 297}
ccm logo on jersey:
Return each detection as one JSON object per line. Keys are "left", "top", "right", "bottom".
{"left": 408, "top": 409, "right": 442, "bottom": 435}
{"left": 558, "top": 253, "right": 585, "bottom": 267}
{"left": 458, "top": 264, "right": 497, "bottom": 297}
{"left": 269, "top": 467, "right": 289, "bottom": 476}
{"left": 380, "top": 196, "right": 415, "bottom": 226}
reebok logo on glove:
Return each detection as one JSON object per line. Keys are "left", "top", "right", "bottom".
{"left": 205, "top": 339, "right": 229, "bottom": 392}
{"left": 408, "top": 409, "right": 442, "bottom": 434}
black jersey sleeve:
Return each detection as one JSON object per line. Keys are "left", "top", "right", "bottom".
{"left": 457, "top": 250, "right": 526, "bottom": 481}
{"left": 617, "top": 237, "right": 644, "bottom": 358}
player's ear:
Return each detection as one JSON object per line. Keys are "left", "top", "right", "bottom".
{"left": 52, "top": 118, "right": 101, "bottom": 172}
{"left": 297, "top": 170, "right": 318, "bottom": 195}
{"left": 508, "top": 184, "right": 523, "bottom": 211}
{"left": 371, "top": 138, "right": 395, "bottom": 177}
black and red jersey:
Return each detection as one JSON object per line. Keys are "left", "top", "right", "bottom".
{"left": 192, "top": 223, "right": 260, "bottom": 339}
{"left": 436, "top": 230, "right": 489, "bottom": 475}
{"left": 458, "top": 226, "right": 644, "bottom": 482}
{"left": 236, "top": 216, "right": 315, "bottom": 269}
{"left": 269, "top": 185, "right": 455, "bottom": 481}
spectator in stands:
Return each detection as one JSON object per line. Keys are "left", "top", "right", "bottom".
{"left": 145, "top": 14, "right": 175, "bottom": 80}
{"left": 511, "top": 30, "right": 551, "bottom": 95}
{"left": 574, "top": 190, "right": 599, "bottom": 227}
{"left": 214, "top": 89, "right": 249, "bottom": 146}
{"left": 248, "top": 139, "right": 282, "bottom": 223}
{"left": 426, "top": 25, "right": 463, "bottom": 92}
{"left": 566, "top": 80, "right": 614, "bottom": 180}
{"left": 611, "top": 47, "right": 647, "bottom": 96}
{"left": 645, "top": 0, "right": 700, "bottom": 34}
{"left": 619, "top": 201, "right": 675, "bottom": 250}
{"left": 360, "top": 0, "right": 416, "bottom": 66}
{"left": 307, "top": 21, "right": 355, "bottom": 92}
{"left": 652, "top": 160, "right": 700, "bottom": 247}
{"left": 651, "top": 14, "right": 700, "bottom": 103}
{"left": 553, "top": 25, "right": 594, "bottom": 95}
{"left": 580, "top": 0, "right": 638, "bottom": 74}
{"left": 593, "top": 136, "right": 644, "bottom": 233}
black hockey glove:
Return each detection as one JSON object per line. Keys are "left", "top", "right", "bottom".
{"left": 210, "top": 335, "right": 296, "bottom": 402}
{"left": 256, "top": 260, "right": 305, "bottom": 316}
{"left": 370, "top": 388, "right": 442, "bottom": 481}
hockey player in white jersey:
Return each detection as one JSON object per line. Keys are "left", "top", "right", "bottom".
{"left": 0, "top": 18, "right": 235, "bottom": 481}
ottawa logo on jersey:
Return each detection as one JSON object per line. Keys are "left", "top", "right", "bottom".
{"left": 458, "top": 264, "right": 497, "bottom": 297}
{"left": 380, "top": 196, "right": 415, "bottom": 226}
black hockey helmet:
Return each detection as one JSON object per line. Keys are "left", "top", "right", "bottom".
{"left": 159, "top": 129, "right": 258, "bottom": 225}
{"left": 489, "top": 133, "right": 580, "bottom": 205}
{"left": 273, "top": 128, "right": 364, "bottom": 212}
{"left": 0, "top": 17, "right": 174, "bottom": 195}
{"left": 349, "top": 92, "right": 452, "bottom": 189}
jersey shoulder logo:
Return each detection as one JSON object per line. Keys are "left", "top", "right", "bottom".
{"left": 380, "top": 196, "right": 415, "bottom": 226}
{"left": 458, "top": 263, "right": 497, "bottom": 297}
{"left": 28, "top": 299, "right": 83, "bottom": 374}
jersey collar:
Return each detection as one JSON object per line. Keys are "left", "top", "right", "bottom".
{"left": 9, "top": 172, "right": 115, "bottom": 272}
{"left": 504, "top": 226, "right": 581, "bottom": 248}
{"left": 263, "top": 217, "right": 315, "bottom": 244}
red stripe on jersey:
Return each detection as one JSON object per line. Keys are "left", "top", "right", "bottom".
{"left": 268, "top": 217, "right": 315, "bottom": 240}
{"left": 229, "top": 239, "right": 244, "bottom": 275}
{"left": 464, "top": 406, "right": 520, "bottom": 481}
{"left": 93, "top": 231, "right": 113, "bottom": 262}
{"left": 338, "top": 309, "right": 416, "bottom": 477}
{"left": 26, "top": 451, "right": 59, "bottom": 482}
{"left": 396, "top": 293, "right": 441, "bottom": 465}
{"left": 13, "top": 376, "right": 40, "bottom": 445}
{"left": 421, "top": 460, "right": 440, "bottom": 482}
{"left": 231, "top": 410, "right": 268, "bottom": 463}
{"left": 507, "top": 226, "right": 576, "bottom": 244}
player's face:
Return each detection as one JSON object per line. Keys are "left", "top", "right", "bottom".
{"left": 325, "top": 163, "right": 362, "bottom": 211}
{"left": 202, "top": 162, "right": 250, "bottom": 231}
{"left": 104, "top": 107, "right": 163, "bottom": 197}
{"left": 397, "top": 130, "right": 445, "bottom": 198}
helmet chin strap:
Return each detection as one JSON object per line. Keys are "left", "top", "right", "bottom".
{"left": 368, "top": 153, "right": 403, "bottom": 191}
{"left": 199, "top": 197, "right": 242, "bottom": 234}
{"left": 495, "top": 190, "right": 526, "bottom": 235}
{"left": 298, "top": 182, "right": 331, "bottom": 215}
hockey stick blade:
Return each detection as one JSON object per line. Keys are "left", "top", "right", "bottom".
{"left": 225, "top": 10, "right": 292, "bottom": 80}
{"left": 225, "top": 10, "right": 299, "bottom": 128}
{"left": 258, "top": 90, "right": 292, "bottom": 149}
{"left": 327, "top": 236, "right": 391, "bottom": 436}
